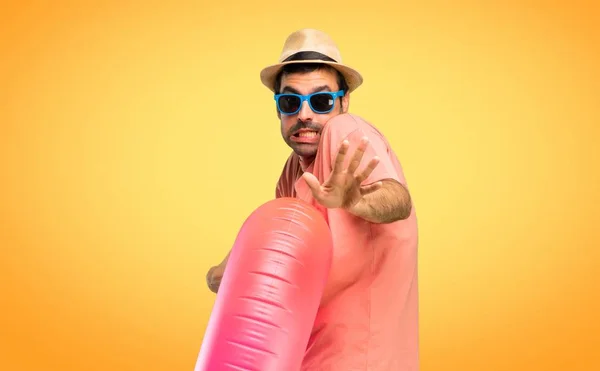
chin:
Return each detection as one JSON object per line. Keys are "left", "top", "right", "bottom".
{"left": 292, "top": 144, "right": 318, "bottom": 158}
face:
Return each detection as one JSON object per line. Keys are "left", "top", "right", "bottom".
{"left": 277, "top": 68, "right": 350, "bottom": 161}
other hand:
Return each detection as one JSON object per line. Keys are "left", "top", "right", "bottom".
{"left": 206, "top": 265, "right": 224, "bottom": 293}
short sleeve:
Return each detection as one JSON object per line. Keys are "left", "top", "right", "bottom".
{"left": 275, "top": 152, "right": 302, "bottom": 198}
{"left": 325, "top": 114, "right": 402, "bottom": 186}
{"left": 275, "top": 183, "right": 283, "bottom": 198}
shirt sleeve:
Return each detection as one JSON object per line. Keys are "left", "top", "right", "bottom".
{"left": 275, "top": 183, "right": 283, "bottom": 198}
{"left": 275, "top": 167, "right": 288, "bottom": 198}
{"left": 275, "top": 152, "right": 301, "bottom": 198}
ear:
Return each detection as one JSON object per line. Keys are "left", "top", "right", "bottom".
{"left": 341, "top": 92, "right": 350, "bottom": 113}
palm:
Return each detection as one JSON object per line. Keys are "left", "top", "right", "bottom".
{"left": 303, "top": 136, "right": 382, "bottom": 209}
{"left": 314, "top": 165, "right": 364, "bottom": 209}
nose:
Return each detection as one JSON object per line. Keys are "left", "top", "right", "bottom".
{"left": 297, "top": 100, "right": 314, "bottom": 121}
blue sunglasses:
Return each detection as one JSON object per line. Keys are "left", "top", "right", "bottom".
{"left": 274, "top": 90, "right": 345, "bottom": 115}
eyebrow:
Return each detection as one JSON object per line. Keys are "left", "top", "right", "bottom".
{"left": 281, "top": 85, "right": 332, "bottom": 95}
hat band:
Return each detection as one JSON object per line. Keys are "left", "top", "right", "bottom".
{"left": 282, "top": 51, "right": 337, "bottom": 63}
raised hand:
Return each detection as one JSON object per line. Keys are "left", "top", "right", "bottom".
{"left": 302, "top": 136, "right": 382, "bottom": 210}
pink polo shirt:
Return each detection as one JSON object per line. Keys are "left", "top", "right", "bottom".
{"left": 275, "top": 113, "right": 420, "bottom": 371}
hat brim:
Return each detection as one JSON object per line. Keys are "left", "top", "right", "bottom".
{"left": 260, "top": 60, "right": 363, "bottom": 94}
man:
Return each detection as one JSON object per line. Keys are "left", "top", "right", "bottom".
{"left": 206, "top": 28, "right": 419, "bottom": 370}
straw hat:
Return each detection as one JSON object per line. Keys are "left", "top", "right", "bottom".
{"left": 260, "top": 28, "right": 363, "bottom": 93}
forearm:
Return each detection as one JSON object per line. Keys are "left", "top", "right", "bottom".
{"left": 349, "top": 179, "right": 412, "bottom": 223}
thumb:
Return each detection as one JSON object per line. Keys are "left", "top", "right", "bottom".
{"left": 302, "top": 172, "right": 322, "bottom": 196}
{"left": 360, "top": 181, "right": 383, "bottom": 195}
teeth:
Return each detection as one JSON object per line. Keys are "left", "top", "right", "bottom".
{"left": 298, "top": 132, "right": 317, "bottom": 138}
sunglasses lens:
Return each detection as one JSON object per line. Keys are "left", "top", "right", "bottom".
{"left": 278, "top": 95, "right": 301, "bottom": 114}
{"left": 310, "top": 93, "right": 335, "bottom": 113}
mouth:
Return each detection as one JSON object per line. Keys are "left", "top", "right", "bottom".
{"left": 291, "top": 129, "right": 320, "bottom": 144}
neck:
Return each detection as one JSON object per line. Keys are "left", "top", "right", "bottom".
{"left": 298, "top": 155, "right": 315, "bottom": 172}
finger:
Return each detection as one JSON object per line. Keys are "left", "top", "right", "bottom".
{"left": 355, "top": 156, "right": 380, "bottom": 184}
{"left": 332, "top": 140, "right": 350, "bottom": 174}
{"left": 302, "top": 172, "right": 323, "bottom": 197}
{"left": 347, "top": 136, "right": 370, "bottom": 174}
{"left": 302, "top": 172, "right": 328, "bottom": 205}
{"left": 360, "top": 181, "right": 382, "bottom": 195}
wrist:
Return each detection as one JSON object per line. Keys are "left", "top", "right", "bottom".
{"left": 346, "top": 198, "right": 375, "bottom": 222}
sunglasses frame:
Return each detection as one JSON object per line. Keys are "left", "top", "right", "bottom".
{"left": 274, "top": 90, "right": 345, "bottom": 115}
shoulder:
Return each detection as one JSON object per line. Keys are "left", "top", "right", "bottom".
{"left": 275, "top": 152, "right": 302, "bottom": 198}
{"left": 317, "top": 113, "right": 407, "bottom": 185}
{"left": 320, "top": 113, "right": 393, "bottom": 161}
{"left": 322, "top": 113, "right": 389, "bottom": 145}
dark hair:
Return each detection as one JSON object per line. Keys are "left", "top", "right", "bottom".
{"left": 273, "top": 62, "right": 349, "bottom": 95}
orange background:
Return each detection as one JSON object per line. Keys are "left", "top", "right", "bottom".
{"left": 1, "top": 1, "right": 599, "bottom": 370}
